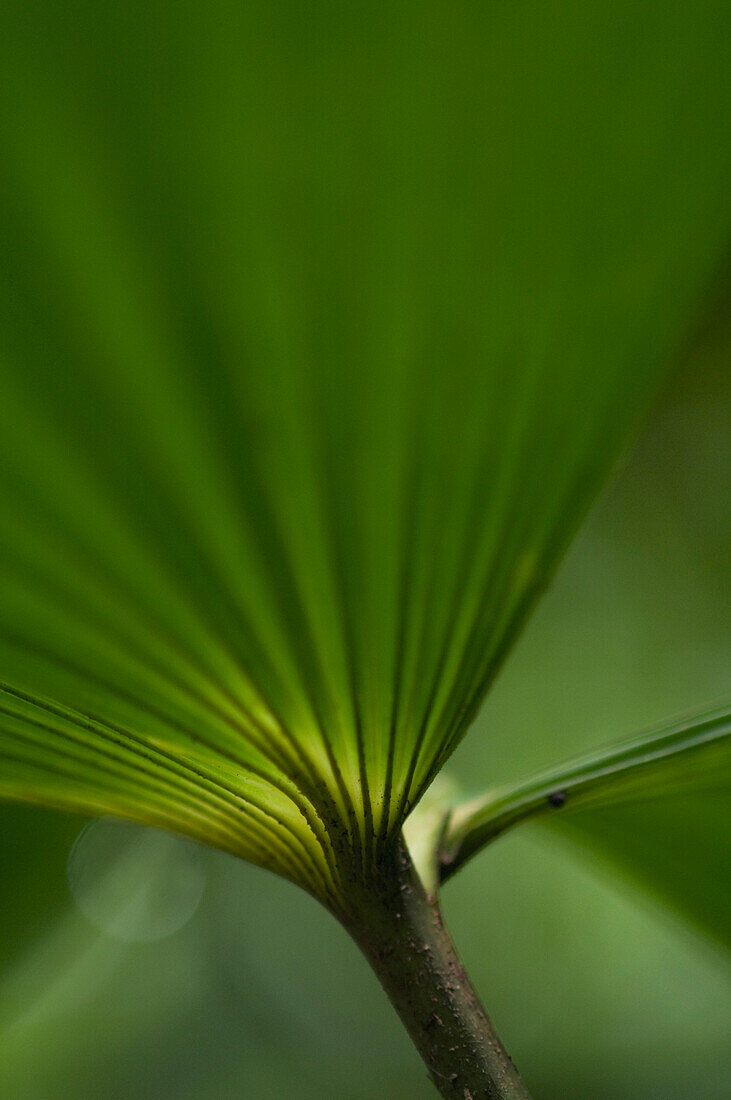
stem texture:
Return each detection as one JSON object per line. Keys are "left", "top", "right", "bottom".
{"left": 340, "top": 841, "right": 531, "bottom": 1099}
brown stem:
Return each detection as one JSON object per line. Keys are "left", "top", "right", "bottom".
{"left": 338, "top": 840, "right": 532, "bottom": 1099}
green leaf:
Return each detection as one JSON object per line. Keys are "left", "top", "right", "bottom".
{"left": 1, "top": 1, "right": 729, "bottom": 905}
{"left": 440, "top": 706, "right": 731, "bottom": 881}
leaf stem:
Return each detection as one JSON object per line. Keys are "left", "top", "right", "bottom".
{"left": 339, "top": 840, "right": 531, "bottom": 1099}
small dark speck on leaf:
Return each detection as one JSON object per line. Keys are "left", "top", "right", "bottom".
{"left": 548, "top": 789, "right": 567, "bottom": 808}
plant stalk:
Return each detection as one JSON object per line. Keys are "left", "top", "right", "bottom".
{"left": 339, "top": 840, "right": 531, "bottom": 1099}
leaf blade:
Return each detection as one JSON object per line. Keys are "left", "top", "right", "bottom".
{"left": 441, "top": 706, "right": 731, "bottom": 881}
{"left": 0, "top": 1, "right": 729, "bottom": 895}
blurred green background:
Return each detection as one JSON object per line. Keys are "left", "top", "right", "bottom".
{"left": 1, "top": 304, "right": 728, "bottom": 1099}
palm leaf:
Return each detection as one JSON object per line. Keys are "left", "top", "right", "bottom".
{"left": 1, "top": 1, "right": 729, "bottom": 908}
{"left": 440, "top": 707, "right": 731, "bottom": 877}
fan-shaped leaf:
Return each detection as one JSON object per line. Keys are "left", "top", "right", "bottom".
{"left": 1, "top": 1, "right": 729, "bottom": 905}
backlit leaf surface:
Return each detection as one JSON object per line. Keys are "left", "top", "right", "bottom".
{"left": 0, "top": 1, "right": 728, "bottom": 906}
